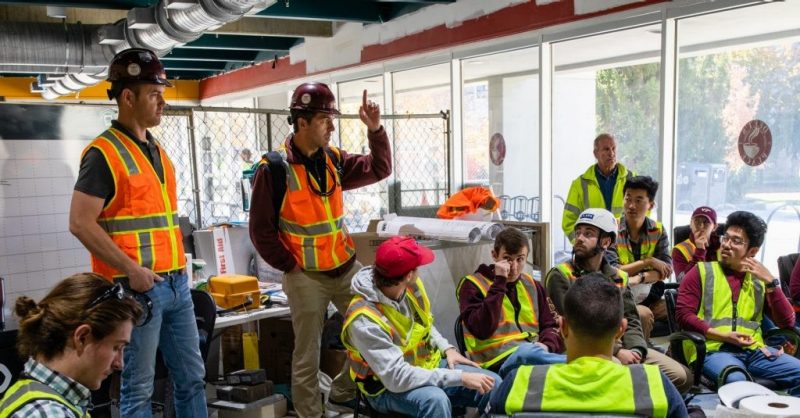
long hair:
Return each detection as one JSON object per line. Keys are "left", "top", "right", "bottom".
{"left": 14, "top": 273, "right": 142, "bottom": 360}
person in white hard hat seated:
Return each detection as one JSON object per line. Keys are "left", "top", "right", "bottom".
{"left": 545, "top": 208, "right": 692, "bottom": 394}
{"left": 490, "top": 273, "right": 687, "bottom": 417}
{"left": 341, "top": 236, "right": 500, "bottom": 418}
{"left": 676, "top": 211, "right": 800, "bottom": 395}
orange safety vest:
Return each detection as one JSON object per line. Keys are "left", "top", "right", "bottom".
{"left": 273, "top": 145, "right": 355, "bottom": 271}
{"left": 83, "top": 128, "right": 184, "bottom": 280}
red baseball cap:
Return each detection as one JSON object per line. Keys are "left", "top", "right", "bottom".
{"left": 692, "top": 206, "right": 717, "bottom": 224}
{"left": 375, "top": 236, "right": 435, "bottom": 278}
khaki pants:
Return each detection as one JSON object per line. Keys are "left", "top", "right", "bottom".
{"left": 645, "top": 348, "right": 693, "bottom": 394}
{"left": 637, "top": 300, "right": 668, "bottom": 341}
{"left": 283, "top": 261, "right": 361, "bottom": 418}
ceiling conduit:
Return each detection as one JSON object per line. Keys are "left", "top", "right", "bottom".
{"left": 9, "top": 0, "right": 276, "bottom": 100}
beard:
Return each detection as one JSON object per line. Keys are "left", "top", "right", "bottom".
{"left": 573, "top": 242, "right": 604, "bottom": 263}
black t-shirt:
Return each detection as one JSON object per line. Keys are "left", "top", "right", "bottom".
{"left": 74, "top": 120, "right": 164, "bottom": 206}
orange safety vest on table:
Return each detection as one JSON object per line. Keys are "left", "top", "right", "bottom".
{"left": 83, "top": 127, "right": 184, "bottom": 280}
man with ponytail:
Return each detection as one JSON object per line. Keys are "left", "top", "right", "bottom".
{"left": 0, "top": 273, "right": 141, "bottom": 417}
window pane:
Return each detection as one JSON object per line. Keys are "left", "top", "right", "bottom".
{"left": 552, "top": 24, "right": 662, "bottom": 258}
{"left": 676, "top": 2, "right": 800, "bottom": 272}
{"left": 462, "top": 47, "right": 540, "bottom": 223}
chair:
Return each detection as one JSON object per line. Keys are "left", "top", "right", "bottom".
{"left": 664, "top": 288, "right": 800, "bottom": 392}
{"left": 777, "top": 253, "right": 798, "bottom": 299}
{"left": 0, "top": 329, "right": 22, "bottom": 398}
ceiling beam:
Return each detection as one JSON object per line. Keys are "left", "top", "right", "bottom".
{"left": 0, "top": 0, "right": 155, "bottom": 9}
{"left": 162, "top": 59, "right": 228, "bottom": 71}
{"left": 256, "top": 2, "right": 389, "bottom": 23}
{"left": 182, "top": 34, "right": 299, "bottom": 51}
{"left": 164, "top": 49, "right": 259, "bottom": 63}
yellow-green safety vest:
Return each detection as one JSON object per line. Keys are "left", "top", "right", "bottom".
{"left": 341, "top": 278, "right": 442, "bottom": 396}
{"left": 616, "top": 218, "right": 663, "bottom": 265}
{"left": 503, "top": 357, "right": 668, "bottom": 417}
{"left": 674, "top": 239, "right": 721, "bottom": 264}
{"left": 455, "top": 272, "right": 539, "bottom": 368}
{"left": 562, "top": 163, "right": 633, "bottom": 241}
{"left": 683, "top": 262, "right": 765, "bottom": 365}
{"left": 0, "top": 378, "right": 90, "bottom": 418}
{"left": 550, "top": 262, "right": 628, "bottom": 289}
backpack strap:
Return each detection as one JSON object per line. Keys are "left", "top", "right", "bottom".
{"left": 325, "top": 146, "right": 343, "bottom": 177}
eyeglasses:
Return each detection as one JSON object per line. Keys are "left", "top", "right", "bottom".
{"left": 87, "top": 283, "right": 153, "bottom": 327}
{"left": 720, "top": 234, "right": 747, "bottom": 247}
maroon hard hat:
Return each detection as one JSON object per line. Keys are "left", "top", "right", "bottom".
{"left": 289, "top": 82, "right": 340, "bottom": 115}
{"left": 107, "top": 48, "right": 172, "bottom": 87}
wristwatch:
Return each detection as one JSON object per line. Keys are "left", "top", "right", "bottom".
{"left": 765, "top": 278, "right": 780, "bottom": 289}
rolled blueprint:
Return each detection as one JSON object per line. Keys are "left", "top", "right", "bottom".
{"left": 376, "top": 214, "right": 502, "bottom": 243}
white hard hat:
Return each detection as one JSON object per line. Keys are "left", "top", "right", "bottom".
{"left": 575, "top": 208, "right": 618, "bottom": 239}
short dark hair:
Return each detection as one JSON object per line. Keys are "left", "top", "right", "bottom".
{"left": 623, "top": 175, "right": 659, "bottom": 202}
{"left": 109, "top": 81, "right": 146, "bottom": 102}
{"left": 493, "top": 227, "right": 529, "bottom": 255}
{"left": 725, "top": 211, "right": 767, "bottom": 249}
{"left": 563, "top": 273, "right": 622, "bottom": 339}
{"left": 373, "top": 268, "right": 406, "bottom": 289}
{"left": 289, "top": 110, "right": 315, "bottom": 133}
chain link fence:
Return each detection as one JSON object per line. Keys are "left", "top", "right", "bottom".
{"left": 153, "top": 106, "right": 450, "bottom": 232}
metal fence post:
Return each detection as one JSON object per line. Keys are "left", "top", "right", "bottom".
{"left": 187, "top": 110, "right": 203, "bottom": 227}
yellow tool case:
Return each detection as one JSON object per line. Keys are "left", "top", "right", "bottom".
{"left": 208, "top": 275, "right": 261, "bottom": 310}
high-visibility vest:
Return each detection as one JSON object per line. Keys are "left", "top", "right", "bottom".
{"left": 266, "top": 145, "right": 355, "bottom": 271}
{"left": 0, "top": 378, "right": 90, "bottom": 418}
{"left": 341, "top": 278, "right": 442, "bottom": 396}
{"left": 673, "top": 239, "right": 721, "bottom": 264}
{"left": 549, "top": 261, "right": 628, "bottom": 289}
{"left": 562, "top": 163, "right": 633, "bottom": 240}
{"left": 455, "top": 272, "right": 539, "bottom": 368}
{"left": 83, "top": 128, "right": 184, "bottom": 279}
{"left": 683, "top": 262, "right": 765, "bottom": 364}
{"left": 616, "top": 217, "right": 663, "bottom": 265}
{"left": 502, "top": 357, "right": 668, "bottom": 417}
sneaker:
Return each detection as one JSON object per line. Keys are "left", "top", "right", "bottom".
{"left": 326, "top": 398, "right": 358, "bottom": 414}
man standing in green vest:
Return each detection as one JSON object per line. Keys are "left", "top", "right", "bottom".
{"left": 607, "top": 176, "right": 673, "bottom": 343}
{"left": 490, "top": 274, "right": 687, "bottom": 417}
{"left": 546, "top": 208, "right": 692, "bottom": 393}
{"left": 562, "top": 133, "right": 634, "bottom": 241}
{"left": 676, "top": 211, "right": 800, "bottom": 394}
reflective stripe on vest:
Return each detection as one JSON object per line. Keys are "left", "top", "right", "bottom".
{"left": 84, "top": 128, "right": 184, "bottom": 279}
{"left": 273, "top": 145, "right": 355, "bottom": 271}
{"left": 674, "top": 239, "right": 721, "bottom": 263}
{"left": 0, "top": 379, "right": 89, "bottom": 418}
{"left": 455, "top": 273, "right": 539, "bottom": 367}
{"left": 341, "top": 278, "right": 442, "bottom": 396}
{"left": 683, "top": 262, "right": 765, "bottom": 364}
{"left": 564, "top": 163, "right": 632, "bottom": 241}
{"left": 553, "top": 262, "right": 628, "bottom": 289}
{"left": 616, "top": 219, "right": 663, "bottom": 265}
{"left": 503, "top": 359, "right": 668, "bottom": 417}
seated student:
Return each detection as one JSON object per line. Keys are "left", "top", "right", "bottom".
{"left": 673, "top": 206, "right": 721, "bottom": 282}
{"left": 0, "top": 273, "right": 142, "bottom": 418}
{"left": 546, "top": 208, "right": 692, "bottom": 394}
{"left": 607, "top": 176, "right": 672, "bottom": 343}
{"left": 456, "top": 227, "right": 565, "bottom": 378}
{"left": 676, "top": 211, "right": 800, "bottom": 395}
{"left": 341, "top": 236, "right": 500, "bottom": 418}
{"left": 790, "top": 253, "right": 800, "bottom": 320}
{"left": 491, "top": 274, "right": 687, "bottom": 417}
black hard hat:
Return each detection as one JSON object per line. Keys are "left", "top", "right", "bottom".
{"left": 107, "top": 48, "right": 172, "bottom": 87}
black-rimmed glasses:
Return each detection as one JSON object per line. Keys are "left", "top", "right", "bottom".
{"left": 87, "top": 283, "right": 153, "bottom": 327}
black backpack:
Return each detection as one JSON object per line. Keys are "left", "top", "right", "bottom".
{"left": 260, "top": 147, "right": 343, "bottom": 223}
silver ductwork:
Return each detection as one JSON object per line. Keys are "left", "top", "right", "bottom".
{"left": 20, "top": 0, "right": 275, "bottom": 100}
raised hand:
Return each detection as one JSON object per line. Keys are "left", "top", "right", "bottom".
{"left": 359, "top": 89, "right": 381, "bottom": 132}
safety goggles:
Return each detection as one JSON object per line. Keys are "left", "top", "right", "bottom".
{"left": 87, "top": 283, "right": 153, "bottom": 327}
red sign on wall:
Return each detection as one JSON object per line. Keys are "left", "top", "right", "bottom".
{"left": 737, "top": 119, "right": 772, "bottom": 167}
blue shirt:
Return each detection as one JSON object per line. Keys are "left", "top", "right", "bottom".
{"left": 595, "top": 164, "right": 618, "bottom": 211}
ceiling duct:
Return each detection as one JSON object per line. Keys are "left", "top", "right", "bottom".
{"left": 32, "top": 0, "right": 275, "bottom": 100}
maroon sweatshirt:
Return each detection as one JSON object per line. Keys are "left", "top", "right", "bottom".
{"left": 249, "top": 128, "right": 392, "bottom": 273}
{"left": 676, "top": 263, "right": 795, "bottom": 335}
{"left": 791, "top": 258, "right": 800, "bottom": 305}
{"left": 457, "top": 264, "right": 563, "bottom": 356}
{"left": 672, "top": 234, "right": 720, "bottom": 282}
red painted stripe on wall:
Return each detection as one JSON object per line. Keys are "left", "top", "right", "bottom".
{"left": 200, "top": 0, "right": 667, "bottom": 99}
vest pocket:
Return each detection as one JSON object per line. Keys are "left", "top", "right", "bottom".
{"left": 126, "top": 174, "right": 157, "bottom": 214}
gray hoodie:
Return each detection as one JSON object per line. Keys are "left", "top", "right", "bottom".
{"left": 345, "top": 266, "right": 462, "bottom": 393}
